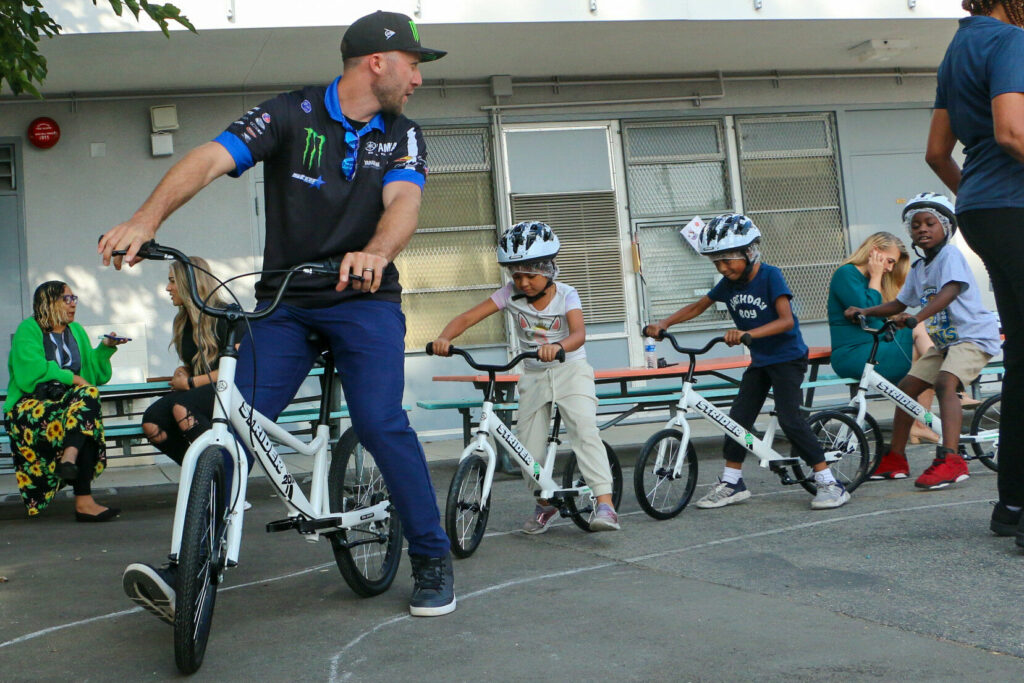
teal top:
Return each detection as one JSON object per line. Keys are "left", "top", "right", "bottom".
{"left": 5, "top": 318, "right": 116, "bottom": 412}
{"left": 827, "top": 264, "right": 912, "bottom": 383}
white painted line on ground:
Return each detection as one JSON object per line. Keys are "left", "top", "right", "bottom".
{"left": 327, "top": 562, "right": 616, "bottom": 683}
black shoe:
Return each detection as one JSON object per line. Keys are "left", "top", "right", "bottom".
{"left": 408, "top": 553, "right": 456, "bottom": 617}
{"left": 75, "top": 507, "right": 120, "bottom": 522}
{"left": 991, "top": 502, "right": 1022, "bottom": 537}
{"left": 123, "top": 562, "right": 177, "bottom": 625}
{"left": 56, "top": 460, "right": 78, "bottom": 482}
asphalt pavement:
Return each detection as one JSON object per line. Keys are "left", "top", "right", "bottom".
{"left": 2, "top": 424, "right": 1023, "bottom": 681}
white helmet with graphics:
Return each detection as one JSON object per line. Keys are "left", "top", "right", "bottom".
{"left": 497, "top": 221, "right": 560, "bottom": 267}
{"left": 902, "top": 192, "right": 957, "bottom": 239}
{"left": 698, "top": 213, "right": 762, "bottom": 259}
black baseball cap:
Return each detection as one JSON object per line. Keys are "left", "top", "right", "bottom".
{"left": 341, "top": 11, "right": 447, "bottom": 62}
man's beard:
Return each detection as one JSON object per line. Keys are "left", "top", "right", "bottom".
{"left": 371, "top": 78, "right": 405, "bottom": 116}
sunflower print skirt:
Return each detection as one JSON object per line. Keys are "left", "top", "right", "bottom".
{"left": 3, "top": 385, "right": 106, "bottom": 516}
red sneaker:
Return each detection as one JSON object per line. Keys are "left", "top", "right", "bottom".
{"left": 870, "top": 451, "right": 910, "bottom": 480}
{"left": 914, "top": 452, "right": 969, "bottom": 490}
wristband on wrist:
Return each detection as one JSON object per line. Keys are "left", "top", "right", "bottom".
{"left": 187, "top": 375, "right": 195, "bottom": 389}
{"left": 554, "top": 342, "right": 565, "bottom": 351}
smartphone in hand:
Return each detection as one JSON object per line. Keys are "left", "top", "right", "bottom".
{"left": 99, "top": 334, "right": 132, "bottom": 343}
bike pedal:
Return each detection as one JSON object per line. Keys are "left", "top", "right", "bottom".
{"left": 266, "top": 517, "right": 301, "bottom": 532}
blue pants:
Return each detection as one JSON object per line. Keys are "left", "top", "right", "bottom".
{"left": 235, "top": 299, "right": 449, "bottom": 557}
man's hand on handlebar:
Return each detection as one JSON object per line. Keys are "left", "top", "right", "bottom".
{"left": 98, "top": 219, "right": 157, "bottom": 269}
{"left": 337, "top": 251, "right": 388, "bottom": 294}
{"left": 890, "top": 312, "right": 916, "bottom": 329}
{"left": 430, "top": 338, "right": 453, "bottom": 357}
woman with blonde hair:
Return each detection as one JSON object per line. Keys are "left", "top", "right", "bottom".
{"left": 828, "top": 232, "right": 939, "bottom": 443}
{"left": 141, "top": 257, "right": 229, "bottom": 464}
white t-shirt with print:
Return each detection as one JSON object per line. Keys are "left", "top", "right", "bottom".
{"left": 491, "top": 281, "right": 587, "bottom": 371}
{"left": 896, "top": 244, "right": 1002, "bottom": 357}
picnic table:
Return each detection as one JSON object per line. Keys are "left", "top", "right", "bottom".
{"left": 425, "top": 347, "right": 835, "bottom": 446}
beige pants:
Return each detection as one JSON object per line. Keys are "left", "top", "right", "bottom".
{"left": 516, "top": 359, "right": 613, "bottom": 498}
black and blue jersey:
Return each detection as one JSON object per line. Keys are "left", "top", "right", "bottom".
{"left": 214, "top": 75, "right": 428, "bottom": 306}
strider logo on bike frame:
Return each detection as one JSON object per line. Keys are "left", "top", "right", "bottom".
{"left": 693, "top": 396, "right": 753, "bottom": 450}
{"left": 875, "top": 377, "right": 931, "bottom": 423}
{"left": 238, "top": 403, "right": 288, "bottom": 478}
{"left": 495, "top": 422, "right": 538, "bottom": 478}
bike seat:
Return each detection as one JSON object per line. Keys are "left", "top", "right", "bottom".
{"left": 307, "top": 331, "right": 332, "bottom": 367}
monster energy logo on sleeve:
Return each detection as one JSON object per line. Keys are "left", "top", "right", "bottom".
{"left": 303, "top": 128, "right": 325, "bottom": 170}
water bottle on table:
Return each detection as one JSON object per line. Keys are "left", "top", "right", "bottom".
{"left": 644, "top": 336, "right": 657, "bottom": 369}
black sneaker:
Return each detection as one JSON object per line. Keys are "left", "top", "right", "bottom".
{"left": 991, "top": 502, "right": 1022, "bottom": 537}
{"left": 123, "top": 562, "right": 177, "bottom": 625}
{"left": 408, "top": 553, "right": 456, "bottom": 617}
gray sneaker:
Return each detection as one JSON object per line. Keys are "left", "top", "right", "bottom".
{"left": 522, "top": 504, "right": 559, "bottom": 534}
{"left": 811, "top": 480, "right": 850, "bottom": 509}
{"left": 589, "top": 503, "right": 620, "bottom": 531}
{"left": 695, "top": 479, "right": 751, "bottom": 509}
{"left": 409, "top": 553, "right": 456, "bottom": 617}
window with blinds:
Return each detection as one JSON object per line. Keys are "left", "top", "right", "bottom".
{"left": 736, "top": 114, "right": 846, "bottom": 322}
{"left": 624, "top": 120, "right": 733, "bottom": 329}
{"left": 394, "top": 128, "right": 504, "bottom": 350}
{"left": 0, "top": 145, "right": 15, "bottom": 192}
{"left": 510, "top": 192, "right": 625, "bottom": 324}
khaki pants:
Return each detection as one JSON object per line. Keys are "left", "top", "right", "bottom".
{"left": 516, "top": 359, "right": 613, "bottom": 498}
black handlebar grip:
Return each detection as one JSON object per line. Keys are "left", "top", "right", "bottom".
{"left": 740, "top": 333, "right": 753, "bottom": 346}
{"left": 905, "top": 317, "right": 917, "bottom": 329}
{"left": 555, "top": 348, "right": 566, "bottom": 362}
{"left": 425, "top": 342, "right": 435, "bottom": 356}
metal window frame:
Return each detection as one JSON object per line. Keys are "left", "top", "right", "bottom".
{"left": 735, "top": 113, "right": 835, "bottom": 160}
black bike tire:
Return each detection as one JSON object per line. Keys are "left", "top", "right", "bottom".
{"left": 445, "top": 454, "right": 490, "bottom": 558}
{"left": 562, "top": 441, "right": 623, "bottom": 532}
{"left": 632, "top": 428, "right": 698, "bottom": 520}
{"left": 969, "top": 393, "right": 1000, "bottom": 473}
{"left": 326, "top": 428, "right": 403, "bottom": 597}
{"left": 794, "top": 410, "right": 871, "bottom": 494}
{"left": 174, "top": 446, "right": 227, "bottom": 675}
{"left": 839, "top": 408, "right": 885, "bottom": 477}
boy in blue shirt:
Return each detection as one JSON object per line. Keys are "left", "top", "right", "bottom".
{"left": 646, "top": 213, "right": 850, "bottom": 510}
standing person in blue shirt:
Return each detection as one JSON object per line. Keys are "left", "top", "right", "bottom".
{"left": 99, "top": 11, "right": 456, "bottom": 619}
{"left": 645, "top": 213, "right": 850, "bottom": 510}
{"left": 924, "top": 0, "right": 1024, "bottom": 542}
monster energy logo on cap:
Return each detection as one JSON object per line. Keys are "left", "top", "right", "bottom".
{"left": 303, "top": 128, "right": 325, "bottom": 170}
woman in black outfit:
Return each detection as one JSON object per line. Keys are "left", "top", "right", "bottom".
{"left": 926, "top": 0, "right": 1024, "bottom": 542}
{"left": 142, "top": 257, "right": 228, "bottom": 464}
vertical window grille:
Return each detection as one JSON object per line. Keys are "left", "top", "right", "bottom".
{"left": 736, "top": 114, "right": 846, "bottom": 321}
{"left": 395, "top": 128, "right": 504, "bottom": 350}
{"left": 624, "top": 121, "right": 733, "bottom": 329}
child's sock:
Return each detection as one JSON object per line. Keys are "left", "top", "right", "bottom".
{"left": 813, "top": 468, "right": 837, "bottom": 485}
{"left": 721, "top": 467, "right": 742, "bottom": 485}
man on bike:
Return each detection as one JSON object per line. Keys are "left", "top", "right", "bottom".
{"left": 99, "top": 10, "right": 456, "bottom": 618}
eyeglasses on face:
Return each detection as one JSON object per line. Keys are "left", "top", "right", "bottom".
{"left": 62, "top": 294, "right": 79, "bottom": 304}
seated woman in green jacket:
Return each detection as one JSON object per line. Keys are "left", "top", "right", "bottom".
{"left": 4, "top": 281, "right": 128, "bottom": 520}
{"left": 827, "top": 232, "right": 939, "bottom": 443}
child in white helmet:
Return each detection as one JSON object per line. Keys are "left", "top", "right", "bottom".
{"left": 845, "top": 192, "right": 1001, "bottom": 489}
{"left": 646, "top": 212, "right": 850, "bottom": 510}
{"left": 432, "top": 220, "right": 620, "bottom": 533}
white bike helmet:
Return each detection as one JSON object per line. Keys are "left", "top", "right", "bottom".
{"left": 902, "top": 192, "right": 957, "bottom": 239}
{"left": 497, "top": 221, "right": 560, "bottom": 266}
{"left": 699, "top": 213, "right": 762, "bottom": 257}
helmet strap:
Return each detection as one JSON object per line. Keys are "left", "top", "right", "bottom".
{"left": 512, "top": 279, "right": 555, "bottom": 304}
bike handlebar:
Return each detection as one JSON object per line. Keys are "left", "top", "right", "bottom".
{"left": 425, "top": 342, "right": 565, "bottom": 371}
{"left": 108, "top": 239, "right": 346, "bottom": 322}
{"left": 851, "top": 312, "right": 918, "bottom": 336}
{"left": 644, "top": 328, "right": 751, "bottom": 355}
